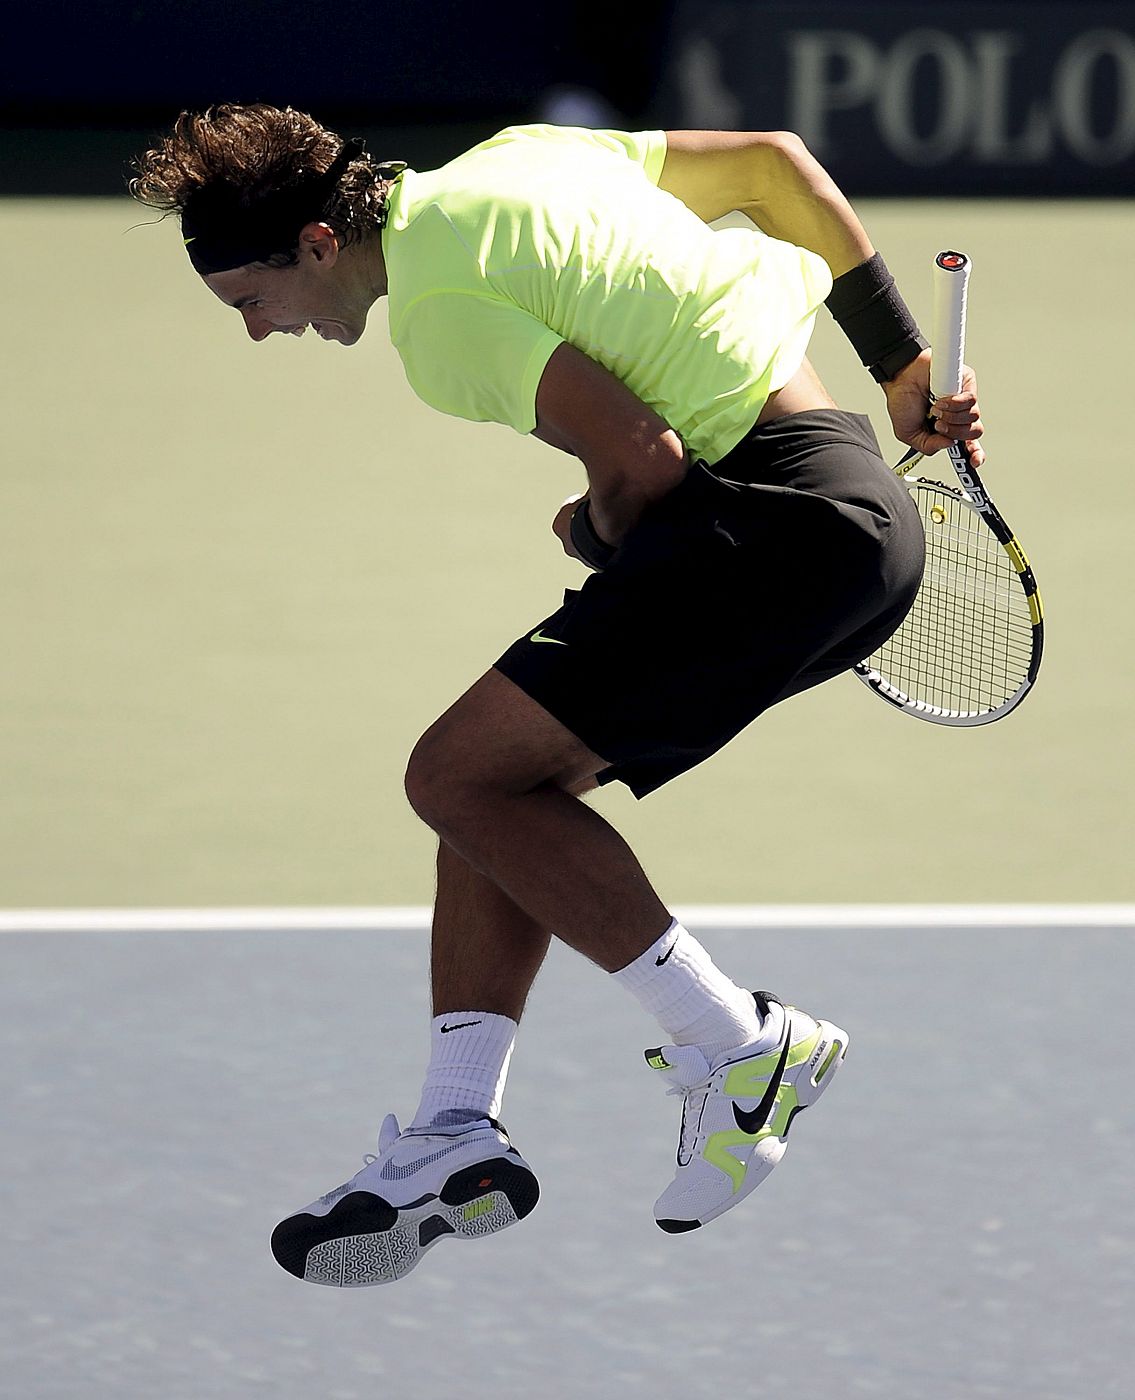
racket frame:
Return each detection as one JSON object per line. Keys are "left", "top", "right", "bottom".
{"left": 853, "top": 251, "right": 1044, "bottom": 725}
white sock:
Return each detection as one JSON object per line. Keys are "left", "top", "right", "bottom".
{"left": 409, "top": 1011, "right": 517, "bottom": 1131}
{"left": 612, "top": 919, "right": 769, "bottom": 1061}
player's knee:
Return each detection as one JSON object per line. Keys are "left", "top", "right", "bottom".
{"left": 404, "top": 721, "right": 497, "bottom": 838}
{"left": 404, "top": 728, "right": 456, "bottom": 833}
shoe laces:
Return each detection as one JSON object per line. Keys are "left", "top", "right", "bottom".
{"left": 668, "top": 1076, "right": 713, "bottom": 1162}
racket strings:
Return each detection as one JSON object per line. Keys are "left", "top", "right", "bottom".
{"left": 866, "top": 483, "right": 1034, "bottom": 715}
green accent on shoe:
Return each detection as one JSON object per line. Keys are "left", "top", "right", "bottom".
{"left": 762, "top": 1083, "right": 800, "bottom": 1139}
{"left": 703, "top": 1077, "right": 805, "bottom": 1193}
{"left": 722, "top": 1028, "right": 821, "bottom": 1098}
{"left": 702, "top": 1080, "right": 805, "bottom": 1193}
{"left": 703, "top": 1130, "right": 756, "bottom": 1193}
{"left": 463, "top": 1197, "right": 495, "bottom": 1223}
{"left": 815, "top": 1040, "right": 842, "bottom": 1083}
{"left": 646, "top": 1051, "right": 673, "bottom": 1071}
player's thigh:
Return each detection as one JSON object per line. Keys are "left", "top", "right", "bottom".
{"left": 494, "top": 493, "right": 831, "bottom": 779}
{"left": 405, "top": 668, "right": 609, "bottom": 808}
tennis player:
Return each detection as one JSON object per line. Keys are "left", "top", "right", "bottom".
{"left": 131, "top": 107, "right": 983, "bottom": 1286}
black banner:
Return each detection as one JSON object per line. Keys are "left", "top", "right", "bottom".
{"left": 0, "top": 1, "right": 554, "bottom": 114}
{"left": 663, "top": 2, "right": 1135, "bottom": 194}
{"left": 5, "top": 2, "right": 1133, "bottom": 195}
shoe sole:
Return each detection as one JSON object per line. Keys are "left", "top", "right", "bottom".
{"left": 271, "top": 1155, "right": 539, "bottom": 1286}
{"left": 657, "top": 1019, "right": 850, "bottom": 1233}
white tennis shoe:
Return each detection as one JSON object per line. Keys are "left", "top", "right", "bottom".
{"left": 647, "top": 992, "right": 849, "bottom": 1232}
{"left": 270, "top": 1113, "right": 539, "bottom": 1286}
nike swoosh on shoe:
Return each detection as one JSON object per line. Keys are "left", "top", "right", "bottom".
{"left": 731, "top": 1016, "right": 793, "bottom": 1135}
{"left": 378, "top": 1137, "right": 479, "bottom": 1182}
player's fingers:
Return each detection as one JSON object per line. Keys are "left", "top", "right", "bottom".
{"left": 936, "top": 389, "right": 977, "bottom": 411}
{"left": 911, "top": 425, "right": 954, "bottom": 456}
{"left": 931, "top": 404, "right": 983, "bottom": 439}
{"left": 915, "top": 426, "right": 986, "bottom": 469}
{"left": 931, "top": 391, "right": 978, "bottom": 418}
{"left": 933, "top": 416, "right": 983, "bottom": 443}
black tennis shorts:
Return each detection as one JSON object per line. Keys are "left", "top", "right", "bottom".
{"left": 494, "top": 410, "right": 925, "bottom": 798}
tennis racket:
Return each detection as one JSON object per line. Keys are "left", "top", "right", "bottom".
{"left": 854, "top": 251, "right": 1044, "bottom": 725}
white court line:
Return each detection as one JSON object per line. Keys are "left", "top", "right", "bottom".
{"left": 0, "top": 905, "right": 1132, "bottom": 932}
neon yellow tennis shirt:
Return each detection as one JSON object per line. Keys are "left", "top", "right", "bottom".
{"left": 381, "top": 125, "right": 833, "bottom": 466}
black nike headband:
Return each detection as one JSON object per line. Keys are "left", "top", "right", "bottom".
{"left": 180, "top": 137, "right": 370, "bottom": 275}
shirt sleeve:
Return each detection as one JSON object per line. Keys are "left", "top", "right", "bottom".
{"left": 393, "top": 291, "right": 564, "bottom": 434}
{"left": 589, "top": 128, "right": 667, "bottom": 184}
{"left": 494, "top": 124, "right": 667, "bottom": 184}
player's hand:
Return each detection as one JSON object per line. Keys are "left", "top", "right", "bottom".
{"left": 883, "top": 348, "right": 985, "bottom": 467}
{"left": 553, "top": 492, "right": 587, "bottom": 561}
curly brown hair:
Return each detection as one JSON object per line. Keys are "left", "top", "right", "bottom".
{"left": 129, "top": 103, "right": 398, "bottom": 265}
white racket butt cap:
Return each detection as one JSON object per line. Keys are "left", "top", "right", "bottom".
{"left": 931, "top": 250, "right": 971, "bottom": 400}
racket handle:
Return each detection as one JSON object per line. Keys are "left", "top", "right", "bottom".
{"left": 930, "top": 250, "right": 970, "bottom": 399}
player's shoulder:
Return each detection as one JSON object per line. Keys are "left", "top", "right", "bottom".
{"left": 445, "top": 123, "right": 664, "bottom": 177}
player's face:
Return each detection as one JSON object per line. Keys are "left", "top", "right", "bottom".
{"left": 202, "top": 225, "right": 370, "bottom": 346}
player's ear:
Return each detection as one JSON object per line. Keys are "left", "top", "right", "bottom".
{"left": 298, "top": 221, "right": 340, "bottom": 266}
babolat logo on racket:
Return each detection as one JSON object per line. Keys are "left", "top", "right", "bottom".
{"left": 950, "top": 452, "right": 989, "bottom": 510}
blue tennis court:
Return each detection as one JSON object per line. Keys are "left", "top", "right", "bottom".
{"left": 2, "top": 911, "right": 1131, "bottom": 1399}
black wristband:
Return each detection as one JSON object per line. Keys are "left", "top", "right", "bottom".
{"left": 825, "top": 253, "right": 929, "bottom": 383}
{"left": 569, "top": 499, "right": 617, "bottom": 571}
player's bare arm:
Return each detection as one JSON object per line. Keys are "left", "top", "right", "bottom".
{"left": 659, "top": 129, "right": 874, "bottom": 277}
{"left": 533, "top": 342, "right": 688, "bottom": 554}
{"left": 660, "top": 130, "right": 985, "bottom": 464}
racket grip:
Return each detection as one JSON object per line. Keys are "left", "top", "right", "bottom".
{"left": 930, "top": 251, "right": 970, "bottom": 399}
